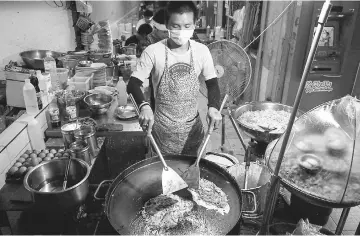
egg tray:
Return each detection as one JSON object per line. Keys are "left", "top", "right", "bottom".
{"left": 5, "top": 148, "right": 70, "bottom": 185}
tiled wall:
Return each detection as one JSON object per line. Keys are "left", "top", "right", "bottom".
{"left": 0, "top": 107, "right": 48, "bottom": 188}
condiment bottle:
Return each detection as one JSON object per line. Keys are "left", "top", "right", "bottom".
{"left": 29, "top": 70, "right": 43, "bottom": 110}
{"left": 49, "top": 96, "right": 61, "bottom": 128}
{"left": 206, "top": 25, "right": 211, "bottom": 38}
{"left": 23, "top": 79, "right": 39, "bottom": 115}
{"left": 65, "top": 93, "right": 78, "bottom": 122}
{"left": 27, "top": 117, "right": 46, "bottom": 150}
{"left": 116, "top": 76, "right": 127, "bottom": 106}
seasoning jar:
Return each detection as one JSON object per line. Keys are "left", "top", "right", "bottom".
{"left": 65, "top": 93, "right": 78, "bottom": 122}
{"left": 74, "top": 125, "right": 98, "bottom": 158}
{"left": 69, "top": 140, "right": 91, "bottom": 165}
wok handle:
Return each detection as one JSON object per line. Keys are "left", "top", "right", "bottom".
{"left": 94, "top": 180, "right": 113, "bottom": 200}
{"left": 241, "top": 190, "right": 257, "bottom": 214}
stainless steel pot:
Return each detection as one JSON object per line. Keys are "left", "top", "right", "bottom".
{"left": 23, "top": 158, "right": 90, "bottom": 211}
{"left": 20, "top": 50, "right": 66, "bottom": 70}
{"left": 228, "top": 162, "right": 272, "bottom": 219}
{"left": 74, "top": 125, "right": 98, "bottom": 157}
{"left": 69, "top": 140, "right": 91, "bottom": 165}
{"left": 61, "top": 122, "right": 81, "bottom": 149}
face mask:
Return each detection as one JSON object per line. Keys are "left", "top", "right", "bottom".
{"left": 168, "top": 29, "right": 194, "bottom": 46}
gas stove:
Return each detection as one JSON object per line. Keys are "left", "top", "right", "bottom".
{"left": 247, "top": 139, "right": 269, "bottom": 162}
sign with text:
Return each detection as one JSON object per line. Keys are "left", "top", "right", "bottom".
{"left": 305, "top": 80, "right": 333, "bottom": 93}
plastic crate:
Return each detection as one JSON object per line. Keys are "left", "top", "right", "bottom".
{"left": 68, "top": 73, "right": 94, "bottom": 91}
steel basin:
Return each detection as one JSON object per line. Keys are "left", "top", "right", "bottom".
{"left": 23, "top": 158, "right": 90, "bottom": 211}
{"left": 232, "top": 101, "right": 304, "bottom": 143}
{"left": 20, "top": 50, "right": 66, "bottom": 70}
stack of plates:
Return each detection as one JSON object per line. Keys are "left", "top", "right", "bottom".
{"left": 75, "top": 63, "right": 107, "bottom": 88}
{"left": 97, "top": 20, "right": 113, "bottom": 52}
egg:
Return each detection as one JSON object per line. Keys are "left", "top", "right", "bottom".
{"left": 58, "top": 149, "right": 64, "bottom": 153}
{"left": 8, "top": 167, "right": 18, "bottom": 174}
{"left": 55, "top": 153, "right": 62, "bottom": 157}
{"left": 20, "top": 154, "right": 29, "bottom": 159}
{"left": 43, "top": 149, "right": 50, "bottom": 154}
{"left": 18, "top": 158, "right": 26, "bottom": 163}
{"left": 22, "top": 162, "right": 31, "bottom": 168}
{"left": 37, "top": 157, "right": 42, "bottom": 163}
{"left": 25, "top": 150, "right": 32, "bottom": 155}
{"left": 33, "top": 149, "right": 41, "bottom": 155}
{"left": 19, "top": 166, "right": 27, "bottom": 174}
{"left": 44, "top": 157, "right": 51, "bottom": 161}
{"left": 53, "top": 157, "right": 58, "bottom": 159}
{"left": 31, "top": 157, "right": 39, "bottom": 166}
{"left": 14, "top": 162, "right": 22, "bottom": 168}
{"left": 50, "top": 149, "right": 57, "bottom": 154}
{"left": 28, "top": 167, "right": 34, "bottom": 171}
{"left": 30, "top": 153, "right": 37, "bottom": 159}
{"left": 46, "top": 153, "right": 54, "bottom": 158}
{"left": 63, "top": 153, "right": 70, "bottom": 157}
{"left": 38, "top": 153, "right": 46, "bottom": 158}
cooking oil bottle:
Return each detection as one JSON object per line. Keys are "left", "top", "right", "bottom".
{"left": 23, "top": 79, "right": 39, "bottom": 115}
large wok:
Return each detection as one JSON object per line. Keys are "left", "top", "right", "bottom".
{"left": 94, "top": 155, "right": 243, "bottom": 235}
{"left": 20, "top": 50, "right": 66, "bottom": 70}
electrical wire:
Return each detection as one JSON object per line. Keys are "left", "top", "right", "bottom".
{"left": 244, "top": 0, "right": 296, "bottom": 50}
{"left": 53, "top": 0, "right": 64, "bottom": 7}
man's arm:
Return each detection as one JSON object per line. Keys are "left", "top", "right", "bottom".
{"left": 126, "top": 76, "right": 146, "bottom": 106}
{"left": 205, "top": 78, "right": 221, "bottom": 110}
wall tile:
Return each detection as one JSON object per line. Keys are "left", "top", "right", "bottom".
{"left": 0, "top": 122, "right": 27, "bottom": 147}
{"left": 7, "top": 130, "right": 30, "bottom": 162}
{"left": 0, "top": 147, "right": 10, "bottom": 173}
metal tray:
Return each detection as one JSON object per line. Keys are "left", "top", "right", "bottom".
{"left": 114, "top": 105, "right": 138, "bottom": 120}
{"left": 231, "top": 101, "right": 303, "bottom": 143}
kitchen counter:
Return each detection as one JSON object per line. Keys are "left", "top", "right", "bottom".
{"left": 45, "top": 95, "right": 143, "bottom": 138}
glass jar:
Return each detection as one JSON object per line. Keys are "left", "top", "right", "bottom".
{"left": 65, "top": 94, "right": 78, "bottom": 122}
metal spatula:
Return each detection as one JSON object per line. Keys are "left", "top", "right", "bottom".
{"left": 182, "top": 94, "right": 229, "bottom": 189}
{"left": 129, "top": 94, "right": 188, "bottom": 194}
{"left": 63, "top": 157, "right": 71, "bottom": 190}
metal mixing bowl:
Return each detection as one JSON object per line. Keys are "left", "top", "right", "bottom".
{"left": 78, "top": 60, "right": 93, "bottom": 67}
{"left": 20, "top": 50, "right": 65, "bottom": 70}
{"left": 231, "top": 101, "right": 304, "bottom": 143}
{"left": 84, "top": 93, "right": 113, "bottom": 115}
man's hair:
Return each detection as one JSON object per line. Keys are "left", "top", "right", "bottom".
{"left": 152, "top": 9, "right": 167, "bottom": 25}
{"left": 166, "top": 1, "right": 198, "bottom": 23}
{"left": 137, "top": 23, "right": 153, "bottom": 35}
{"left": 144, "top": 10, "right": 153, "bottom": 18}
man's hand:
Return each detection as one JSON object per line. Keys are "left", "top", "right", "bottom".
{"left": 139, "top": 105, "right": 154, "bottom": 135}
{"left": 207, "top": 107, "right": 222, "bottom": 130}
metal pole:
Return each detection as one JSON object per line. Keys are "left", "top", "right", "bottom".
{"left": 258, "top": 1, "right": 333, "bottom": 234}
{"left": 335, "top": 208, "right": 351, "bottom": 235}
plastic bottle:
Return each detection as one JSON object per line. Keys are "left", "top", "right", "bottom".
{"left": 48, "top": 96, "right": 61, "bottom": 128}
{"left": 206, "top": 25, "right": 211, "bottom": 38}
{"left": 29, "top": 70, "right": 43, "bottom": 110}
{"left": 44, "top": 52, "right": 58, "bottom": 91}
{"left": 220, "top": 28, "right": 225, "bottom": 39}
{"left": 36, "top": 70, "right": 47, "bottom": 94}
{"left": 23, "top": 79, "right": 39, "bottom": 115}
{"left": 116, "top": 76, "right": 127, "bottom": 106}
{"left": 27, "top": 117, "right": 46, "bottom": 150}
{"left": 65, "top": 93, "right": 78, "bottom": 122}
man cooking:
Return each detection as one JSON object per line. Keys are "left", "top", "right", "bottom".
{"left": 127, "top": 1, "right": 222, "bottom": 156}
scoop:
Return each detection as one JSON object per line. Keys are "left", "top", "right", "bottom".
{"left": 182, "top": 95, "right": 229, "bottom": 189}
{"left": 129, "top": 94, "right": 188, "bottom": 194}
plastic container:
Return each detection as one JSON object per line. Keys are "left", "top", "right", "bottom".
{"left": 56, "top": 68, "right": 69, "bottom": 89}
{"left": 23, "top": 79, "right": 39, "bottom": 115}
{"left": 29, "top": 70, "right": 42, "bottom": 110}
{"left": 44, "top": 52, "right": 58, "bottom": 91}
{"left": 36, "top": 70, "right": 47, "bottom": 94}
{"left": 27, "top": 117, "right": 46, "bottom": 150}
{"left": 215, "top": 26, "right": 221, "bottom": 40}
{"left": 68, "top": 74, "right": 93, "bottom": 91}
{"left": 116, "top": 76, "right": 127, "bottom": 106}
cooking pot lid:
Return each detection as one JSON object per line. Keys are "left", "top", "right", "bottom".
{"left": 267, "top": 95, "right": 360, "bottom": 206}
